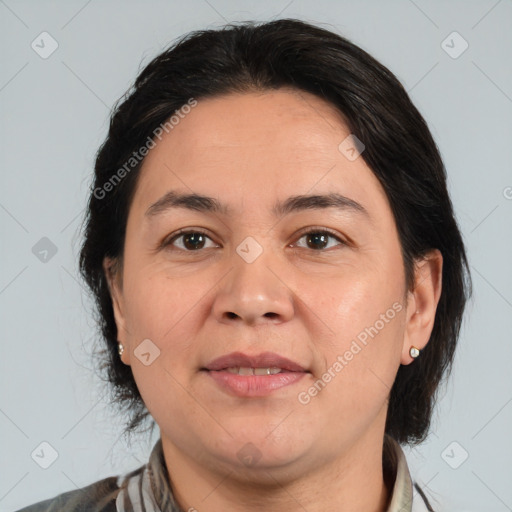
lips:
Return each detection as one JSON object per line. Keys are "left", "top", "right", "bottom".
{"left": 202, "top": 351, "right": 308, "bottom": 373}
{"left": 201, "top": 351, "right": 309, "bottom": 397}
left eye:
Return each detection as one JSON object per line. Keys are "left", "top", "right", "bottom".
{"left": 294, "top": 230, "right": 346, "bottom": 251}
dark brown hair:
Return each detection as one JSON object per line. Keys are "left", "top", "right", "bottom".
{"left": 79, "top": 18, "right": 472, "bottom": 445}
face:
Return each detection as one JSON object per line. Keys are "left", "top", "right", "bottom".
{"left": 106, "top": 88, "right": 441, "bottom": 482}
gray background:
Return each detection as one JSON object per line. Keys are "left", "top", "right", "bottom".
{"left": 1, "top": 0, "right": 511, "bottom": 510}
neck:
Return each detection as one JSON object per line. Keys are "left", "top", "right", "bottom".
{"left": 161, "top": 426, "right": 392, "bottom": 512}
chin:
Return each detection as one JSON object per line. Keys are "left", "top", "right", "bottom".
{"left": 209, "top": 429, "right": 310, "bottom": 472}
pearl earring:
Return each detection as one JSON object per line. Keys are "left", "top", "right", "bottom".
{"left": 409, "top": 346, "right": 420, "bottom": 358}
{"left": 118, "top": 343, "right": 124, "bottom": 356}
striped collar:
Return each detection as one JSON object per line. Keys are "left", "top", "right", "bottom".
{"left": 115, "top": 435, "right": 432, "bottom": 511}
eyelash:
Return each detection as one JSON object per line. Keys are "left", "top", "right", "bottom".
{"left": 163, "top": 227, "right": 348, "bottom": 252}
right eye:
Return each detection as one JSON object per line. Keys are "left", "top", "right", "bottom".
{"left": 163, "top": 230, "right": 219, "bottom": 251}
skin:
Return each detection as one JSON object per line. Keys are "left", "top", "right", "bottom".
{"left": 104, "top": 88, "right": 442, "bottom": 512}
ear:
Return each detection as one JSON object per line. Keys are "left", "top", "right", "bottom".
{"left": 401, "top": 249, "right": 443, "bottom": 365}
{"left": 103, "top": 256, "right": 130, "bottom": 365}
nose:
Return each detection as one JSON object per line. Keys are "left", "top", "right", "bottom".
{"left": 212, "top": 243, "right": 295, "bottom": 327}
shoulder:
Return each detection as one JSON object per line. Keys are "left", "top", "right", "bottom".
{"left": 14, "top": 475, "right": 120, "bottom": 512}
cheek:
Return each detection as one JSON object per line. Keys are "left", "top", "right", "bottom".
{"left": 334, "top": 286, "right": 405, "bottom": 347}
{"left": 120, "top": 267, "right": 209, "bottom": 412}
{"left": 122, "top": 261, "right": 204, "bottom": 340}
{"left": 304, "top": 258, "right": 405, "bottom": 409}
{"left": 122, "top": 272, "right": 202, "bottom": 420}
{"left": 302, "top": 311, "right": 404, "bottom": 441}
{"left": 306, "top": 255, "right": 404, "bottom": 348}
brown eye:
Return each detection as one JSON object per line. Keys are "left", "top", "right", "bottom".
{"left": 166, "top": 231, "right": 217, "bottom": 251}
{"left": 294, "top": 229, "right": 346, "bottom": 251}
{"left": 181, "top": 232, "right": 206, "bottom": 250}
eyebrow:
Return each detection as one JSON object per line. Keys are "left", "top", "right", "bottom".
{"left": 145, "top": 191, "right": 370, "bottom": 221}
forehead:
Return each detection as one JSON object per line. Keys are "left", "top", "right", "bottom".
{"left": 151, "top": 88, "right": 349, "bottom": 159}
{"left": 131, "top": 89, "right": 389, "bottom": 218}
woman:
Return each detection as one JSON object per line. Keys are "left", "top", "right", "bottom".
{"left": 18, "top": 18, "right": 471, "bottom": 512}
